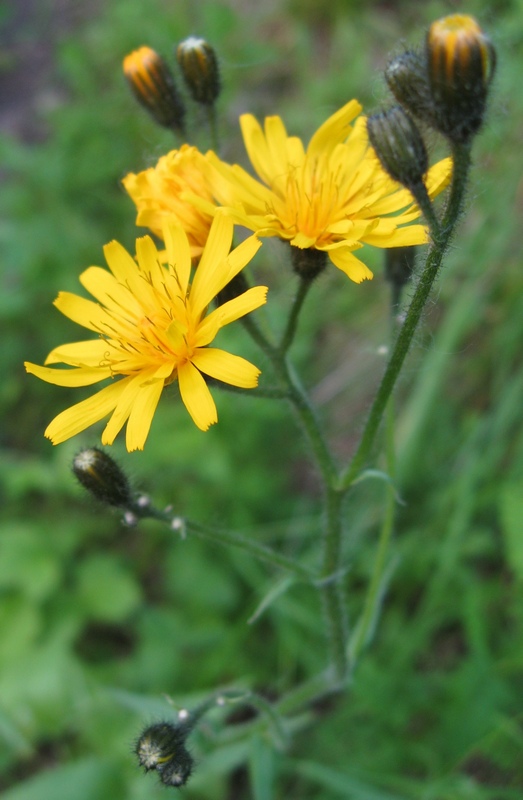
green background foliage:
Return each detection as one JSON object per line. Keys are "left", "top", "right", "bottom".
{"left": 1, "top": 0, "right": 523, "bottom": 797}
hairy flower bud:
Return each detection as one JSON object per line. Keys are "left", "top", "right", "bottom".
{"left": 176, "top": 37, "right": 221, "bottom": 105}
{"left": 426, "top": 14, "right": 496, "bottom": 143}
{"left": 123, "top": 46, "right": 186, "bottom": 132}
{"left": 385, "top": 50, "right": 434, "bottom": 122}
{"left": 135, "top": 722, "right": 193, "bottom": 788}
{"left": 72, "top": 447, "right": 133, "bottom": 508}
{"left": 367, "top": 107, "right": 428, "bottom": 191}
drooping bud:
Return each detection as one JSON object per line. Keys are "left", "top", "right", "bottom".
{"left": 123, "top": 46, "right": 186, "bottom": 133}
{"left": 367, "top": 107, "right": 428, "bottom": 191}
{"left": 426, "top": 14, "right": 496, "bottom": 143}
{"left": 385, "top": 50, "right": 434, "bottom": 122}
{"left": 72, "top": 447, "right": 133, "bottom": 508}
{"left": 176, "top": 37, "right": 221, "bottom": 106}
{"left": 135, "top": 722, "right": 193, "bottom": 787}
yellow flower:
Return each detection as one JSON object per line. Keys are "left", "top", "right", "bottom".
{"left": 206, "top": 100, "right": 452, "bottom": 283}
{"left": 25, "top": 214, "right": 266, "bottom": 451}
{"left": 122, "top": 144, "right": 218, "bottom": 258}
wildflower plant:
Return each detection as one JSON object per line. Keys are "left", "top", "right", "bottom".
{"left": 24, "top": 13, "right": 497, "bottom": 793}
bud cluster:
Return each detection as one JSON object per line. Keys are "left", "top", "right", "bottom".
{"left": 123, "top": 37, "right": 221, "bottom": 132}
{"left": 135, "top": 722, "right": 194, "bottom": 788}
{"left": 367, "top": 15, "right": 495, "bottom": 200}
{"left": 385, "top": 14, "right": 496, "bottom": 145}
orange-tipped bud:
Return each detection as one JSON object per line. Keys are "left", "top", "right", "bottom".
{"left": 123, "top": 46, "right": 186, "bottom": 133}
{"left": 427, "top": 15, "right": 496, "bottom": 142}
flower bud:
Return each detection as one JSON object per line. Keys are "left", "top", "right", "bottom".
{"left": 385, "top": 50, "right": 434, "bottom": 122}
{"left": 367, "top": 107, "right": 428, "bottom": 191}
{"left": 123, "top": 46, "right": 186, "bottom": 133}
{"left": 176, "top": 37, "right": 221, "bottom": 106}
{"left": 426, "top": 14, "right": 496, "bottom": 143}
{"left": 72, "top": 447, "right": 132, "bottom": 508}
{"left": 135, "top": 722, "right": 193, "bottom": 787}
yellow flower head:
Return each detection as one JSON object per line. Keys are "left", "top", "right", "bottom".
{"left": 25, "top": 214, "right": 266, "bottom": 451}
{"left": 207, "top": 100, "right": 452, "bottom": 283}
{"left": 122, "top": 144, "right": 218, "bottom": 258}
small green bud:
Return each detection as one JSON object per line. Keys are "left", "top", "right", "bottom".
{"left": 176, "top": 37, "right": 221, "bottom": 106}
{"left": 72, "top": 447, "right": 133, "bottom": 508}
{"left": 135, "top": 722, "right": 193, "bottom": 788}
{"left": 367, "top": 107, "right": 428, "bottom": 191}
{"left": 426, "top": 14, "right": 496, "bottom": 143}
{"left": 385, "top": 50, "right": 434, "bottom": 123}
{"left": 123, "top": 46, "right": 186, "bottom": 133}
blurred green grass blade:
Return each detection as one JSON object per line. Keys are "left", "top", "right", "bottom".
{"left": 0, "top": 758, "right": 125, "bottom": 800}
{"left": 294, "top": 760, "right": 407, "bottom": 799}
{"left": 249, "top": 734, "right": 276, "bottom": 800}
{"left": 499, "top": 483, "right": 523, "bottom": 580}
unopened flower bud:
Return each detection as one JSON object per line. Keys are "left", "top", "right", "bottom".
{"left": 176, "top": 37, "right": 221, "bottom": 106}
{"left": 135, "top": 722, "right": 193, "bottom": 787}
{"left": 367, "top": 107, "right": 428, "bottom": 191}
{"left": 426, "top": 14, "right": 496, "bottom": 143}
{"left": 72, "top": 447, "right": 132, "bottom": 508}
{"left": 385, "top": 50, "right": 434, "bottom": 122}
{"left": 123, "top": 46, "right": 186, "bottom": 133}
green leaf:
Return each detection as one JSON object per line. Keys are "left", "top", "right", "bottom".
{"left": 249, "top": 734, "right": 276, "bottom": 800}
{"left": 294, "top": 760, "right": 407, "bottom": 800}
{"left": 0, "top": 758, "right": 125, "bottom": 800}
{"left": 499, "top": 483, "right": 523, "bottom": 580}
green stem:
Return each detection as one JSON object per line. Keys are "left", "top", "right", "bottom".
{"left": 339, "top": 142, "right": 471, "bottom": 491}
{"left": 278, "top": 276, "right": 314, "bottom": 354}
{"left": 206, "top": 104, "right": 219, "bottom": 152}
{"left": 186, "top": 519, "right": 314, "bottom": 579}
{"left": 130, "top": 502, "right": 313, "bottom": 579}
{"left": 350, "top": 384, "right": 396, "bottom": 667}
{"left": 243, "top": 294, "right": 348, "bottom": 680}
{"left": 319, "top": 486, "right": 349, "bottom": 682}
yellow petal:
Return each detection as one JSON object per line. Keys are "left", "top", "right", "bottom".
{"left": 239, "top": 114, "right": 273, "bottom": 186}
{"left": 125, "top": 373, "right": 165, "bottom": 451}
{"left": 307, "top": 99, "right": 362, "bottom": 161}
{"left": 44, "top": 340, "right": 110, "bottom": 367}
{"left": 101, "top": 368, "right": 155, "bottom": 445}
{"left": 192, "top": 348, "right": 261, "bottom": 388}
{"left": 44, "top": 379, "right": 129, "bottom": 444}
{"left": 25, "top": 361, "right": 111, "bottom": 386}
{"left": 190, "top": 213, "right": 233, "bottom": 318}
{"left": 178, "top": 360, "right": 217, "bottom": 431}
{"left": 53, "top": 292, "right": 108, "bottom": 332}
{"left": 362, "top": 223, "right": 429, "bottom": 247}
{"left": 264, "top": 115, "right": 291, "bottom": 181}
{"left": 327, "top": 248, "right": 374, "bottom": 283}
{"left": 79, "top": 266, "right": 141, "bottom": 318}
{"left": 223, "top": 234, "right": 262, "bottom": 283}
{"left": 163, "top": 218, "right": 192, "bottom": 294}
{"left": 103, "top": 239, "right": 145, "bottom": 298}
{"left": 209, "top": 285, "right": 268, "bottom": 330}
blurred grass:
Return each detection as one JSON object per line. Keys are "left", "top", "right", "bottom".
{"left": 1, "top": 0, "right": 523, "bottom": 797}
